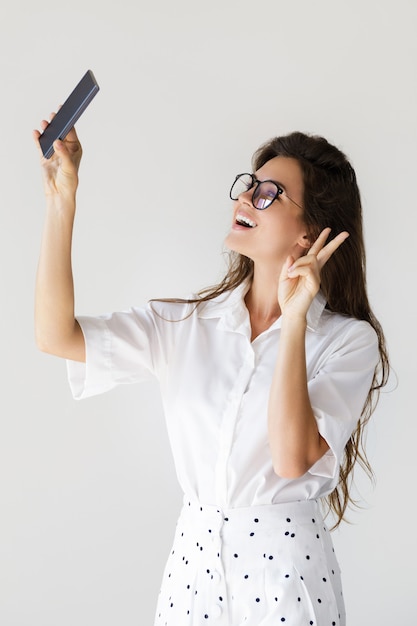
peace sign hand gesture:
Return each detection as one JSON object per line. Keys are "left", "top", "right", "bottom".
{"left": 278, "top": 228, "right": 349, "bottom": 320}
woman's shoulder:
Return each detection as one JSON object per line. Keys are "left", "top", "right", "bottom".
{"left": 319, "top": 308, "right": 379, "bottom": 347}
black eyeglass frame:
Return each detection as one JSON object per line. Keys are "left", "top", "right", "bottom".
{"left": 229, "top": 173, "right": 303, "bottom": 211}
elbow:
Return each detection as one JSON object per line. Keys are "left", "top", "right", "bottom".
{"left": 35, "top": 329, "right": 49, "bottom": 354}
{"left": 270, "top": 434, "right": 330, "bottom": 479}
{"left": 273, "top": 459, "right": 310, "bottom": 480}
{"left": 271, "top": 447, "right": 323, "bottom": 478}
{"left": 269, "top": 439, "right": 312, "bottom": 479}
{"left": 34, "top": 329, "right": 64, "bottom": 357}
{"left": 272, "top": 444, "right": 330, "bottom": 479}
{"left": 36, "top": 339, "right": 57, "bottom": 357}
{"left": 35, "top": 325, "right": 57, "bottom": 355}
{"left": 35, "top": 323, "right": 85, "bottom": 362}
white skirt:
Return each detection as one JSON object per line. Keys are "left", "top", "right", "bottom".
{"left": 154, "top": 499, "right": 345, "bottom": 626}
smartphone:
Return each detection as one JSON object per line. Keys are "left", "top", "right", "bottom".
{"left": 39, "top": 69, "right": 100, "bottom": 159}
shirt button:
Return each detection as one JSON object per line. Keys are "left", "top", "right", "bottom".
{"left": 211, "top": 604, "right": 222, "bottom": 619}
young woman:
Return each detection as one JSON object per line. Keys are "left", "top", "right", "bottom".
{"left": 33, "top": 121, "right": 389, "bottom": 626}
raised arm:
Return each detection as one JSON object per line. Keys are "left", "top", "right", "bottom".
{"left": 268, "top": 229, "right": 349, "bottom": 478}
{"left": 34, "top": 118, "right": 85, "bottom": 362}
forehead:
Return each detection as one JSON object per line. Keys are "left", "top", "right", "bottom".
{"left": 256, "top": 156, "right": 303, "bottom": 191}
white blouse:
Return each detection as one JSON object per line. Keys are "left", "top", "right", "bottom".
{"left": 67, "top": 282, "right": 379, "bottom": 509}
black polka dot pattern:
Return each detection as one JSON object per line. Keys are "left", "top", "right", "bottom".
{"left": 154, "top": 500, "right": 345, "bottom": 625}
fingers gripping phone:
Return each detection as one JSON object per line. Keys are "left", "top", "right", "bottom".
{"left": 39, "top": 69, "right": 100, "bottom": 159}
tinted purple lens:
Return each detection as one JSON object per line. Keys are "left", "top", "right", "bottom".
{"left": 252, "top": 181, "right": 278, "bottom": 209}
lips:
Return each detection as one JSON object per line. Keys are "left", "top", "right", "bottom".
{"left": 235, "top": 213, "right": 257, "bottom": 228}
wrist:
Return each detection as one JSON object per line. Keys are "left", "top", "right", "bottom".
{"left": 45, "top": 194, "right": 76, "bottom": 218}
{"left": 280, "top": 313, "right": 308, "bottom": 330}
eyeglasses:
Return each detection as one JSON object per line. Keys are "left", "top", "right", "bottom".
{"left": 229, "top": 173, "right": 303, "bottom": 210}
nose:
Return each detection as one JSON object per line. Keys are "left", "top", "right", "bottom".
{"left": 236, "top": 186, "right": 254, "bottom": 207}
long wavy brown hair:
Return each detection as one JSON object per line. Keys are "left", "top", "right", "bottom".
{"left": 154, "top": 131, "right": 390, "bottom": 527}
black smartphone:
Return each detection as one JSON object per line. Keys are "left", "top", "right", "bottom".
{"left": 39, "top": 69, "right": 100, "bottom": 159}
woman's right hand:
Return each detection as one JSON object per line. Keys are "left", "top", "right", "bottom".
{"left": 33, "top": 113, "right": 83, "bottom": 199}
{"left": 34, "top": 113, "right": 86, "bottom": 362}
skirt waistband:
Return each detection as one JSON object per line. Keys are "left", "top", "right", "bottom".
{"left": 180, "top": 498, "right": 324, "bottom": 533}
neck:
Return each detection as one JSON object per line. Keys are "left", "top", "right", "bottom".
{"left": 245, "top": 264, "right": 282, "bottom": 322}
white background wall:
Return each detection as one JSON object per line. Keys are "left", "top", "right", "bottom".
{"left": 0, "top": 0, "right": 415, "bottom": 624}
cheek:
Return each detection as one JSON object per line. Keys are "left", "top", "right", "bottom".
{"left": 263, "top": 214, "right": 299, "bottom": 238}
{"left": 260, "top": 216, "right": 305, "bottom": 252}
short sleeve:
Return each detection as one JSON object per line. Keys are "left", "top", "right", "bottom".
{"left": 67, "top": 304, "right": 170, "bottom": 400}
{"left": 307, "top": 320, "right": 379, "bottom": 478}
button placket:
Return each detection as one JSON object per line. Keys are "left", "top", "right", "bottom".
{"left": 214, "top": 344, "right": 255, "bottom": 507}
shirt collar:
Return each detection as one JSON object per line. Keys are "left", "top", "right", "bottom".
{"left": 197, "top": 280, "right": 327, "bottom": 333}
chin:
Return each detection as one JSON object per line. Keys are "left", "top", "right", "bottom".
{"left": 224, "top": 232, "right": 249, "bottom": 257}
{"left": 224, "top": 241, "right": 244, "bottom": 258}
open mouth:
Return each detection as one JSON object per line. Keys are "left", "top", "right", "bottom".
{"left": 235, "top": 213, "right": 257, "bottom": 228}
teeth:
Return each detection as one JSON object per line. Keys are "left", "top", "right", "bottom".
{"left": 236, "top": 214, "right": 256, "bottom": 228}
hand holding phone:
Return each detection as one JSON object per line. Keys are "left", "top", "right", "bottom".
{"left": 39, "top": 70, "right": 99, "bottom": 159}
